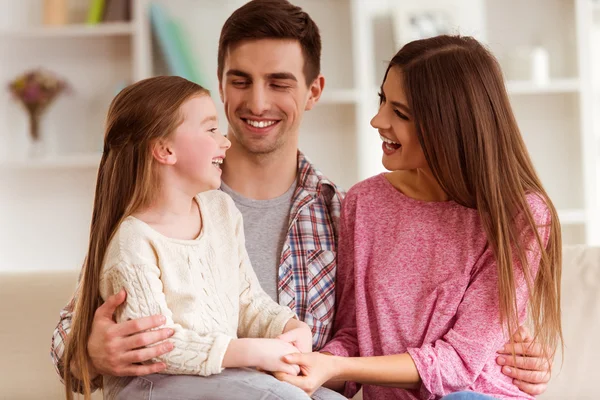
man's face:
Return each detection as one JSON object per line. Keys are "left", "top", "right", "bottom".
{"left": 219, "top": 39, "right": 322, "bottom": 156}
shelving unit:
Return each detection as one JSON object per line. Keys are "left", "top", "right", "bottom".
{"left": 506, "top": 79, "right": 580, "bottom": 95}
{"left": 0, "top": 21, "right": 134, "bottom": 38}
{"left": 0, "top": 152, "right": 101, "bottom": 169}
{"left": 0, "top": 0, "right": 152, "bottom": 271}
{"left": 0, "top": 0, "right": 598, "bottom": 272}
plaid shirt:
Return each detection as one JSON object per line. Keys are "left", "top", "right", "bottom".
{"left": 50, "top": 150, "right": 345, "bottom": 392}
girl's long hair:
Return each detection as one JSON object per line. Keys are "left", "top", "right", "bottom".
{"left": 64, "top": 76, "right": 209, "bottom": 399}
{"left": 388, "top": 35, "right": 562, "bottom": 362}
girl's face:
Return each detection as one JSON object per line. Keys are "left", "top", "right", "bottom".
{"left": 168, "top": 95, "right": 231, "bottom": 192}
{"left": 370, "top": 67, "right": 428, "bottom": 172}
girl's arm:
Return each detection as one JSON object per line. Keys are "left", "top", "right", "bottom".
{"left": 102, "top": 262, "right": 295, "bottom": 376}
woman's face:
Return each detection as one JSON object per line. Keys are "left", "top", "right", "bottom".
{"left": 370, "top": 67, "right": 428, "bottom": 172}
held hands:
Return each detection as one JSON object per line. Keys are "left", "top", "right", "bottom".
{"left": 497, "top": 326, "right": 553, "bottom": 396}
{"left": 278, "top": 319, "right": 313, "bottom": 353}
{"left": 274, "top": 352, "right": 338, "bottom": 396}
{"left": 254, "top": 339, "right": 302, "bottom": 376}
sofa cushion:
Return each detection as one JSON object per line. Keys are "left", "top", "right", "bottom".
{"left": 540, "top": 245, "right": 600, "bottom": 399}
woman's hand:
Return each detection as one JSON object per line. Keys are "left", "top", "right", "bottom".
{"left": 497, "top": 326, "right": 552, "bottom": 396}
{"left": 274, "top": 352, "right": 339, "bottom": 396}
{"left": 279, "top": 319, "right": 313, "bottom": 353}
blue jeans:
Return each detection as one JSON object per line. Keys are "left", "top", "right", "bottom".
{"left": 441, "top": 392, "right": 497, "bottom": 400}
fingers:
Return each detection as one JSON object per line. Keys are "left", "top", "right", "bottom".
{"left": 116, "top": 315, "right": 167, "bottom": 337}
{"left": 277, "top": 373, "right": 316, "bottom": 396}
{"left": 121, "top": 328, "right": 175, "bottom": 351}
{"left": 500, "top": 365, "right": 551, "bottom": 385}
{"left": 95, "top": 289, "right": 127, "bottom": 320}
{"left": 512, "top": 326, "right": 533, "bottom": 343}
{"left": 497, "top": 342, "right": 544, "bottom": 357}
{"left": 120, "top": 362, "right": 168, "bottom": 377}
{"left": 282, "top": 353, "right": 305, "bottom": 366}
{"left": 121, "top": 341, "right": 175, "bottom": 364}
{"left": 279, "top": 363, "right": 301, "bottom": 376}
{"left": 497, "top": 354, "right": 550, "bottom": 373}
{"left": 512, "top": 379, "right": 548, "bottom": 396}
{"left": 277, "top": 330, "right": 298, "bottom": 343}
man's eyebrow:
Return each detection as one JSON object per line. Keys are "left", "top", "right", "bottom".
{"left": 266, "top": 72, "right": 297, "bottom": 82}
{"left": 225, "top": 70, "right": 298, "bottom": 82}
{"left": 226, "top": 69, "right": 251, "bottom": 79}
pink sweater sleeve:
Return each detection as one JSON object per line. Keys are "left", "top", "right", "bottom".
{"left": 321, "top": 202, "right": 360, "bottom": 359}
{"left": 407, "top": 203, "right": 551, "bottom": 397}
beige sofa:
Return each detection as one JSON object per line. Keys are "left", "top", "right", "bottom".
{"left": 0, "top": 246, "right": 598, "bottom": 400}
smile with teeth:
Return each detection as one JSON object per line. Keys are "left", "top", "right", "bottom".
{"left": 211, "top": 158, "right": 224, "bottom": 168}
{"left": 380, "top": 134, "right": 401, "bottom": 151}
{"left": 243, "top": 119, "right": 277, "bottom": 129}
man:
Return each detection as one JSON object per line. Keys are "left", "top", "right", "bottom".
{"left": 51, "top": 0, "right": 551, "bottom": 397}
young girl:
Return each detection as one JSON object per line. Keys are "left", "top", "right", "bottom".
{"left": 63, "top": 76, "right": 319, "bottom": 400}
{"left": 276, "top": 35, "right": 562, "bottom": 400}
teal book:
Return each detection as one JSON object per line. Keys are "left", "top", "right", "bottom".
{"left": 149, "top": 3, "right": 188, "bottom": 78}
{"left": 169, "top": 20, "right": 204, "bottom": 85}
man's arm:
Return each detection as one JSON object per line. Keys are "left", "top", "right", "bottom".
{"left": 51, "top": 289, "right": 174, "bottom": 394}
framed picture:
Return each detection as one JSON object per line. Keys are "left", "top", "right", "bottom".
{"left": 392, "top": 0, "right": 486, "bottom": 47}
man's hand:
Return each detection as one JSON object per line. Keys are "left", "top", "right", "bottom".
{"left": 497, "top": 326, "right": 552, "bottom": 396}
{"left": 75, "top": 289, "right": 175, "bottom": 379}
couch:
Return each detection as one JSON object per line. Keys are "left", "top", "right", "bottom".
{"left": 0, "top": 246, "right": 598, "bottom": 399}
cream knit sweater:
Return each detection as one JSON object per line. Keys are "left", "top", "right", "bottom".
{"left": 99, "top": 190, "right": 296, "bottom": 377}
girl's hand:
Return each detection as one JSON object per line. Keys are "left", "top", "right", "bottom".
{"left": 279, "top": 319, "right": 313, "bottom": 353}
{"left": 274, "top": 352, "right": 339, "bottom": 396}
{"left": 255, "top": 339, "right": 302, "bottom": 376}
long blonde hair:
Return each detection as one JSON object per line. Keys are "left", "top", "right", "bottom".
{"left": 64, "top": 76, "right": 209, "bottom": 399}
{"left": 387, "top": 35, "right": 562, "bottom": 361}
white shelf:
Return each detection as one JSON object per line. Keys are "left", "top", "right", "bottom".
{"left": 0, "top": 153, "right": 101, "bottom": 169}
{"left": 506, "top": 79, "right": 580, "bottom": 95}
{"left": 0, "top": 22, "right": 134, "bottom": 39}
{"left": 320, "top": 88, "right": 360, "bottom": 104}
{"left": 558, "top": 209, "right": 587, "bottom": 225}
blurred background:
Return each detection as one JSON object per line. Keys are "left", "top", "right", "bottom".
{"left": 0, "top": 1, "right": 599, "bottom": 399}
{"left": 0, "top": 0, "right": 598, "bottom": 272}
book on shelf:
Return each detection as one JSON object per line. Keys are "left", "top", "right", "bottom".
{"left": 103, "top": 0, "right": 131, "bottom": 22}
{"left": 86, "top": 0, "right": 105, "bottom": 25}
{"left": 149, "top": 2, "right": 204, "bottom": 86}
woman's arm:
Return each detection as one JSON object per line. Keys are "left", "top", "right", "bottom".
{"left": 276, "top": 352, "right": 420, "bottom": 396}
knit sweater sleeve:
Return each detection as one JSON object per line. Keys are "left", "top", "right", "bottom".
{"left": 232, "top": 208, "right": 296, "bottom": 339}
{"left": 101, "top": 261, "right": 233, "bottom": 377}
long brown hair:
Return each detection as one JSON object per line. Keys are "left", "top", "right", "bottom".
{"left": 386, "top": 35, "right": 562, "bottom": 361}
{"left": 64, "top": 76, "right": 209, "bottom": 399}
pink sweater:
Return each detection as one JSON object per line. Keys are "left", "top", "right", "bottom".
{"left": 322, "top": 174, "right": 550, "bottom": 400}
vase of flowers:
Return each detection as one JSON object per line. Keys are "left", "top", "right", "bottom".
{"left": 8, "top": 69, "right": 68, "bottom": 157}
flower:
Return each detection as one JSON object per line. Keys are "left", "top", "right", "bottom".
{"left": 8, "top": 68, "right": 68, "bottom": 112}
{"left": 7, "top": 68, "right": 69, "bottom": 141}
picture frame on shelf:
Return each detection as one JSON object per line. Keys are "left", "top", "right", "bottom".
{"left": 391, "top": 0, "right": 486, "bottom": 47}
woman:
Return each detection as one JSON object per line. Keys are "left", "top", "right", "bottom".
{"left": 276, "top": 35, "right": 561, "bottom": 400}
